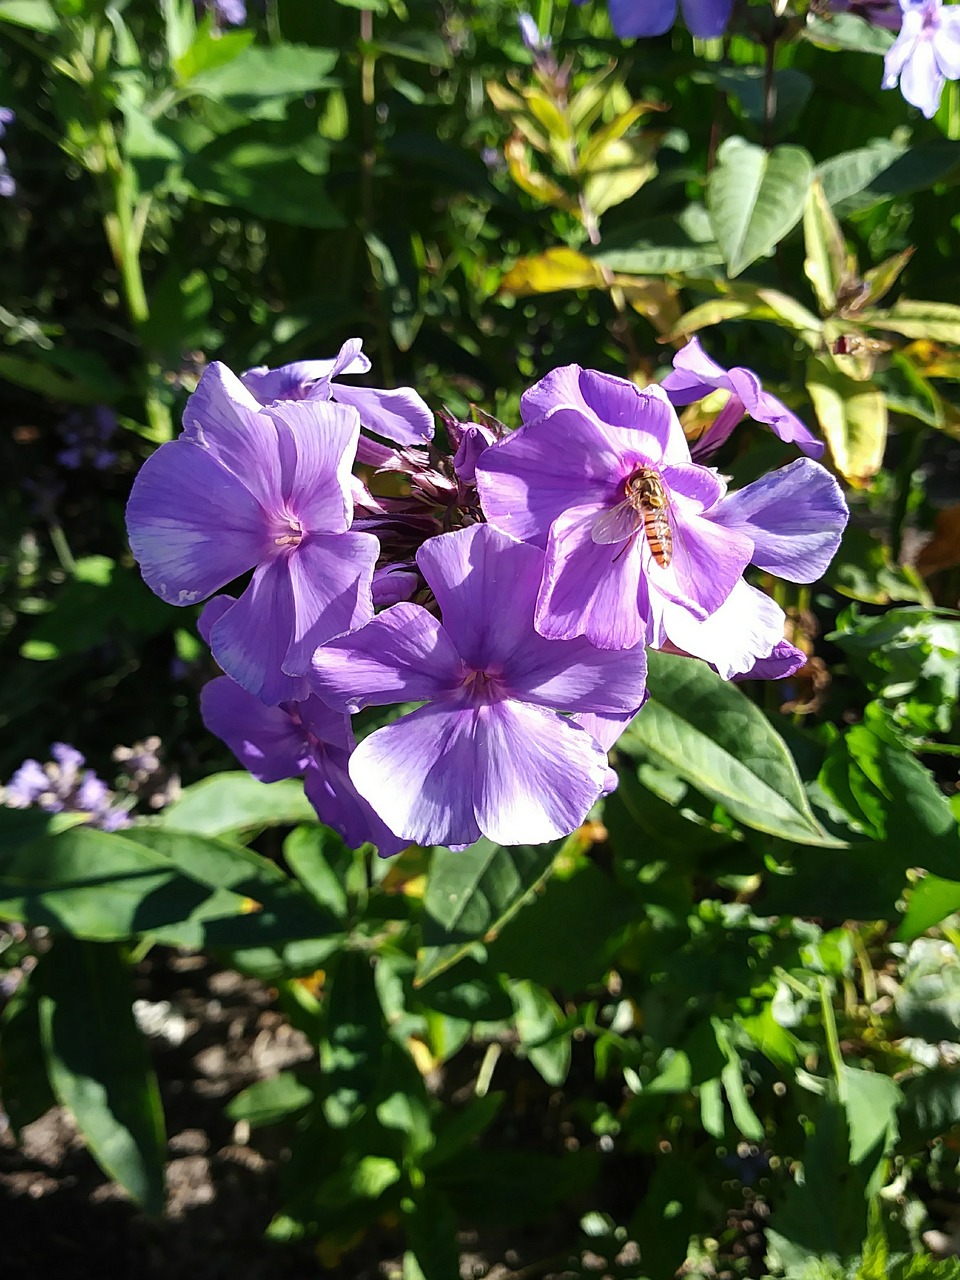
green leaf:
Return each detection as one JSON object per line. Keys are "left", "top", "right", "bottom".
{"left": 803, "top": 178, "right": 848, "bottom": 314}
{"left": 186, "top": 43, "right": 338, "bottom": 112}
{"left": 0, "top": 0, "right": 56, "bottom": 30}
{"left": 898, "top": 1067, "right": 960, "bottom": 1146}
{"left": 321, "top": 949, "right": 386, "bottom": 1128}
{"left": 897, "top": 875, "right": 960, "bottom": 942}
{"left": 840, "top": 1065, "right": 901, "bottom": 1167}
{"left": 226, "top": 1072, "right": 315, "bottom": 1128}
{"left": 804, "top": 11, "right": 895, "bottom": 52}
{"left": 0, "top": 977, "right": 56, "bottom": 1134}
{"left": 37, "top": 939, "right": 166, "bottom": 1213}
{"left": 706, "top": 137, "right": 813, "bottom": 278}
{"left": 819, "top": 141, "right": 960, "bottom": 216}
{"left": 0, "top": 824, "right": 249, "bottom": 943}
{"left": 158, "top": 772, "right": 316, "bottom": 837}
{"left": 589, "top": 206, "right": 723, "bottom": 275}
{"left": 862, "top": 299, "right": 960, "bottom": 345}
{"left": 507, "top": 980, "right": 571, "bottom": 1087}
{"left": 364, "top": 31, "right": 452, "bottom": 68}
{"left": 416, "top": 838, "right": 564, "bottom": 985}
{"left": 806, "top": 354, "right": 887, "bottom": 487}
{"left": 619, "top": 650, "right": 835, "bottom": 845}
{"left": 174, "top": 26, "right": 254, "bottom": 83}
{"left": 184, "top": 126, "right": 343, "bottom": 229}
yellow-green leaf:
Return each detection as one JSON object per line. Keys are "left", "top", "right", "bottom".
{"left": 803, "top": 178, "right": 849, "bottom": 314}
{"left": 503, "top": 137, "right": 577, "bottom": 211}
{"left": 582, "top": 136, "right": 657, "bottom": 217}
{"left": 500, "top": 247, "right": 608, "bottom": 295}
{"left": 806, "top": 355, "right": 887, "bottom": 486}
{"left": 863, "top": 299, "right": 960, "bottom": 344}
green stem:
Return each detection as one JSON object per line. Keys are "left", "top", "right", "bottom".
{"left": 818, "top": 976, "right": 844, "bottom": 1084}
{"left": 48, "top": 519, "right": 77, "bottom": 576}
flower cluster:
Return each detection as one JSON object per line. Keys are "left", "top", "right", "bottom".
{"left": 125, "top": 338, "right": 848, "bottom": 855}
{"left": 3, "top": 743, "right": 131, "bottom": 831}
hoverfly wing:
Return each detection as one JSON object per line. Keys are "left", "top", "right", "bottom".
{"left": 591, "top": 500, "right": 640, "bottom": 545}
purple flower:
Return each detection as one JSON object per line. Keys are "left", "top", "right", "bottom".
{"left": 882, "top": 0, "right": 960, "bottom": 118}
{"left": 606, "top": 0, "right": 733, "bottom": 39}
{"left": 476, "top": 366, "right": 847, "bottom": 658}
{"left": 241, "top": 338, "right": 434, "bottom": 453}
{"left": 3, "top": 744, "right": 130, "bottom": 829}
{"left": 661, "top": 339, "right": 824, "bottom": 461}
{"left": 201, "top": 676, "right": 406, "bottom": 857}
{"left": 125, "top": 361, "right": 379, "bottom": 705}
{"left": 310, "top": 523, "right": 648, "bottom": 849}
{"left": 214, "top": 0, "right": 246, "bottom": 22}
{"left": 4, "top": 759, "right": 48, "bottom": 807}
{"left": 519, "top": 12, "right": 553, "bottom": 55}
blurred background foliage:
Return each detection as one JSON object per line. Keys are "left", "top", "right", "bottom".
{"left": 2, "top": 0, "right": 960, "bottom": 1276}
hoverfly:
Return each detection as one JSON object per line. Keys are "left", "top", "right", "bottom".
{"left": 591, "top": 466, "right": 674, "bottom": 568}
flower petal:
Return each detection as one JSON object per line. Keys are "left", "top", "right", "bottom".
{"left": 304, "top": 750, "right": 408, "bottom": 857}
{"left": 473, "top": 701, "right": 609, "bottom": 845}
{"left": 900, "top": 37, "right": 944, "bottom": 116}
{"left": 311, "top": 602, "right": 465, "bottom": 713}
{"left": 209, "top": 560, "right": 309, "bottom": 705}
{"left": 710, "top": 458, "right": 848, "bottom": 582}
{"left": 349, "top": 703, "right": 482, "bottom": 847}
{"left": 680, "top": 0, "right": 733, "bottom": 37}
{"left": 126, "top": 440, "right": 270, "bottom": 606}
{"left": 654, "top": 505, "right": 753, "bottom": 618}
{"left": 327, "top": 337, "right": 371, "bottom": 381}
{"left": 198, "top": 594, "right": 235, "bottom": 644}
{"left": 282, "top": 532, "right": 379, "bottom": 676}
{"left": 935, "top": 10, "right": 960, "bottom": 77}
{"left": 733, "top": 640, "right": 807, "bottom": 682}
{"left": 661, "top": 337, "right": 732, "bottom": 404}
{"left": 332, "top": 383, "right": 435, "bottom": 445}
{"left": 536, "top": 503, "right": 649, "bottom": 650}
{"left": 267, "top": 399, "right": 360, "bottom": 532}
{"left": 181, "top": 362, "right": 284, "bottom": 512}
{"left": 519, "top": 363, "right": 588, "bottom": 423}
{"left": 608, "top": 0, "right": 677, "bottom": 36}
{"left": 200, "top": 676, "right": 310, "bottom": 780}
{"left": 241, "top": 360, "right": 336, "bottom": 404}
{"left": 476, "top": 407, "right": 620, "bottom": 546}
{"left": 660, "top": 580, "right": 789, "bottom": 680}
{"left": 572, "top": 705, "right": 645, "bottom": 753}
{"left": 416, "top": 524, "right": 545, "bottom": 670}
{"left": 579, "top": 375, "right": 690, "bottom": 466}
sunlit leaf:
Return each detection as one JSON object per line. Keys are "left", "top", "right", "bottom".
{"left": 619, "top": 650, "right": 837, "bottom": 846}
{"left": 706, "top": 137, "right": 813, "bottom": 278}
{"left": 806, "top": 355, "right": 887, "bottom": 487}
{"left": 500, "top": 247, "right": 608, "bottom": 295}
{"left": 803, "top": 178, "right": 849, "bottom": 314}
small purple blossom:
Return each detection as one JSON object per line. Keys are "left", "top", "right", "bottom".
{"left": 606, "top": 0, "right": 733, "bottom": 39}
{"left": 57, "top": 404, "right": 118, "bottom": 471}
{"left": 310, "top": 523, "right": 648, "bottom": 849}
{"left": 3, "top": 744, "right": 130, "bottom": 830}
{"left": 125, "top": 361, "right": 380, "bottom": 706}
{"left": 241, "top": 338, "right": 435, "bottom": 457}
{"left": 214, "top": 0, "right": 246, "bottom": 22}
{"left": 882, "top": 0, "right": 960, "bottom": 118}
{"left": 519, "top": 12, "right": 553, "bottom": 57}
{"left": 475, "top": 365, "right": 847, "bottom": 667}
{"left": 201, "top": 677, "right": 405, "bottom": 857}
{"left": 661, "top": 339, "right": 824, "bottom": 461}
